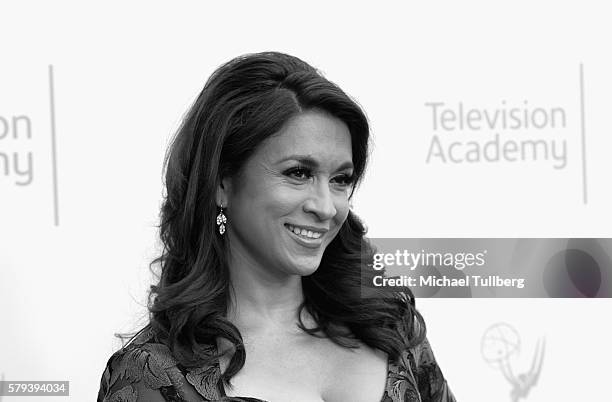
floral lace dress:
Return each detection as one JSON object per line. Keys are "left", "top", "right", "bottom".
{"left": 97, "top": 327, "right": 456, "bottom": 402}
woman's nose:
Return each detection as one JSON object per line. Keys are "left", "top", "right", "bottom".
{"left": 302, "top": 183, "right": 337, "bottom": 220}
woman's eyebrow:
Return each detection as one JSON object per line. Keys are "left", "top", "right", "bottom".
{"left": 275, "top": 154, "right": 354, "bottom": 171}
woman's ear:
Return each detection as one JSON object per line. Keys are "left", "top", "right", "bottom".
{"left": 216, "top": 176, "right": 232, "bottom": 207}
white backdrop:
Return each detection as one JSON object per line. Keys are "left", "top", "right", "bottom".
{"left": 1, "top": 1, "right": 611, "bottom": 401}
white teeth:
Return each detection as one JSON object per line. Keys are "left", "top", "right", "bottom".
{"left": 286, "top": 224, "right": 323, "bottom": 239}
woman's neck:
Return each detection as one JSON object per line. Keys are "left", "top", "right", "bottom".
{"left": 225, "top": 254, "right": 307, "bottom": 334}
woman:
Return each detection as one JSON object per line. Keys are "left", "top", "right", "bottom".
{"left": 97, "top": 52, "right": 456, "bottom": 402}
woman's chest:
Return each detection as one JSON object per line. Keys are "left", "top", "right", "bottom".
{"left": 219, "top": 336, "right": 389, "bottom": 402}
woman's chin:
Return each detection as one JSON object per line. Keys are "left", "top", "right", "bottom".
{"left": 287, "top": 258, "right": 322, "bottom": 277}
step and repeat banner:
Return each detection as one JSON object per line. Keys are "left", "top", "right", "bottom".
{"left": 1, "top": 1, "right": 611, "bottom": 401}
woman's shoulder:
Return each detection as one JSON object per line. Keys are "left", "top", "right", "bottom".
{"left": 97, "top": 327, "right": 223, "bottom": 402}
{"left": 385, "top": 309, "right": 457, "bottom": 402}
{"left": 402, "top": 338, "right": 456, "bottom": 401}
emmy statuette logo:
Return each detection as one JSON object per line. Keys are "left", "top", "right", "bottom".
{"left": 481, "top": 323, "right": 545, "bottom": 401}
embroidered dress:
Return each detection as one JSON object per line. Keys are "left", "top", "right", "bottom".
{"left": 97, "top": 326, "right": 456, "bottom": 402}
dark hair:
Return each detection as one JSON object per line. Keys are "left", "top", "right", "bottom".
{"left": 136, "top": 51, "right": 425, "bottom": 386}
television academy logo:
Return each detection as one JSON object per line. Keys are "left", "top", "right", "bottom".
{"left": 0, "top": 114, "right": 33, "bottom": 185}
{"left": 481, "top": 323, "right": 545, "bottom": 402}
{"left": 424, "top": 64, "right": 588, "bottom": 204}
{"left": 425, "top": 100, "right": 568, "bottom": 169}
{"left": 0, "top": 65, "right": 60, "bottom": 225}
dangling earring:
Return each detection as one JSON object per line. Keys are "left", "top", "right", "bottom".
{"left": 216, "top": 204, "right": 227, "bottom": 235}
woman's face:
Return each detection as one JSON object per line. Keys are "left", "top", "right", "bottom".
{"left": 221, "top": 110, "right": 354, "bottom": 279}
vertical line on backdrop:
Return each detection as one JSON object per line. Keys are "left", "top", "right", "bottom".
{"left": 48, "top": 65, "right": 60, "bottom": 225}
{"left": 579, "top": 63, "right": 588, "bottom": 205}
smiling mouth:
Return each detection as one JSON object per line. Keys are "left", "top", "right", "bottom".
{"left": 284, "top": 224, "right": 325, "bottom": 240}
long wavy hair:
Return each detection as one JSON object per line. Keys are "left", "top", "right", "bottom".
{"left": 133, "top": 51, "right": 425, "bottom": 386}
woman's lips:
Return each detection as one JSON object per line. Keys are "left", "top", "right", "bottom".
{"left": 284, "top": 224, "right": 325, "bottom": 248}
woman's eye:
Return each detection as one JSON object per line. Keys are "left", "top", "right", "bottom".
{"left": 286, "top": 167, "right": 312, "bottom": 180}
{"left": 284, "top": 167, "right": 354, "bottom": 187}
{"left": 332, "top": 174, "right": 355, "bottom": 187}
